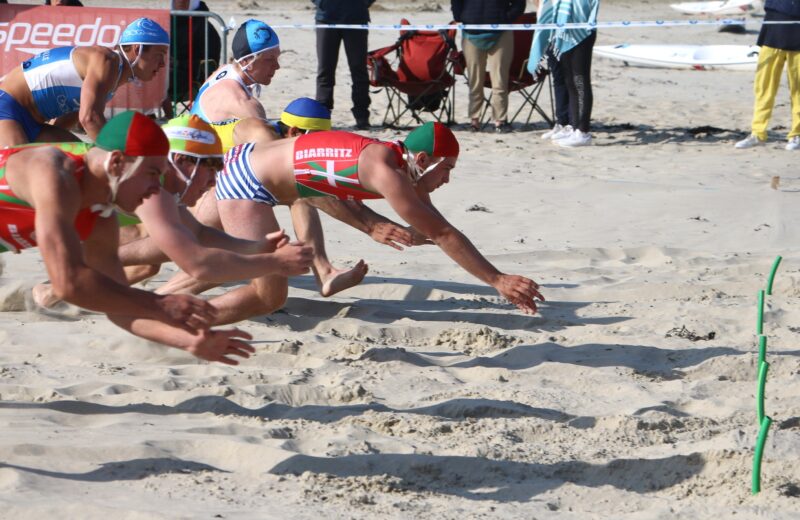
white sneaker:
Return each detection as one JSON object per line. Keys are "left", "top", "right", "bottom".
{"left": 541, "top": 123, "right": 564, "bottom": 140}
{"left": 550, "top": 124, "right": 574, "bottom": 141}
{"left": 735, "top": 134, "right": 765, "bottom": 149}
{"left": 558, "top": 129, "right": 592, "bottom": 147}
{"left": 786, "top": 136, "right": 800, "bottom": 151}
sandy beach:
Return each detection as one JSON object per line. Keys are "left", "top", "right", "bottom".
{"left": 1, "top": 0, "right": 799, "bottom": 518}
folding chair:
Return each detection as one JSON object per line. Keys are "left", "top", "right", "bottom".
{"left": 367, "top": 19, "right": 459, "bottom": 127}
{"left": 470, "top": 12, "right": 555, "bottom": 128}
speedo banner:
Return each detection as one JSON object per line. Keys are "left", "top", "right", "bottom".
{"left": 0, "top": 5, "right": 169, "bottom": 112}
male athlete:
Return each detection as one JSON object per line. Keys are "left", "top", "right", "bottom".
{"left": 205, "top": 122, "right": 543, "bottom": 324}
{"left": 1, "top": 111, "right": 253, "bottom": 365}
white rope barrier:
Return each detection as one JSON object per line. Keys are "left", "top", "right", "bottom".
{"left": 267, "top": 19, "right": 800, "bottom": 31}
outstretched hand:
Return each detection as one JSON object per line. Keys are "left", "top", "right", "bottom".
{"left": 156, "top": 293, "right": 218, "bottom": 330}
{"left": 273, "top": 239, "right": 313, "bottom": 276}
{"left": 369, "top": 222, "right": 433, "bottom": 250}
{"left": 493, "top": 274, "right": 545, "bottom": 315}
{"left": 184, "top": 328, "right": 255, "bottom": 365}
{"left": 262, "top": 229, "right": 291, "bottom": 253}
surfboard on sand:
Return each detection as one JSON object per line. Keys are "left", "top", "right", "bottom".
{"left": 593, "top": 44, "right": 759, "bottom": 71}
{"left": 669, "top": 0, "right": 757, "bottom": 16}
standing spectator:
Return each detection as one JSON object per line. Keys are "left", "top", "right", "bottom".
{"left": 452, "top": 0, "right": 525, "bottom": 133}
{"left": 735, "top": 0, "right": 800, "bottom": 150}
{"left": 541, "top": 48, "right": 571, "bottom": 139}
{"left": 44, "top": 0, "right": 84, "bottom": 5}
{"left": 162, "top": 0, "right": 222, "bottom": 119}
{"left": 529, "top": 0, "right": 599, "bottom": 147}
{"left": 312, "top": 0, "right": 374, "bottom": 130}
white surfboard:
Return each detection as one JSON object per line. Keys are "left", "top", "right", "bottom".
{"left": 669, "top": 0, "right": 757, "bottom": 16}
{"left": 593, "top": 44, "right": 759, "bottom": 71}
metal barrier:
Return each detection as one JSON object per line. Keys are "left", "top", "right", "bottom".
{"left": 169, "top": 9, "right": 231, "bottom": 115}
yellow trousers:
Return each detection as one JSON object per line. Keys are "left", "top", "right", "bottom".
{"left": 751, "top": 45, "right": 800, "bottom": 140}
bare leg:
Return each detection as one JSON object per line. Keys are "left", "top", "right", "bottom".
{"left": 209, "top": 199, "right": 286, "bottom": 325}
{"left": 233, "top": 117, "right": 280, "bottom": 145}
{"left": 189, "top": 187, "right": 222, "bottom": 228}
{"left": 0, "top": 119, "right": 31, "bottom": 148}
{"left": 289, "top": 199, "right": 367, "bottom": 297}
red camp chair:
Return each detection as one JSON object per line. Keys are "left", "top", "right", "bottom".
{"left": 461, "top": 12, "right": 554, "bottom": 128}
{"left": 367, "top": 19, "right": 459, "bottom": 127}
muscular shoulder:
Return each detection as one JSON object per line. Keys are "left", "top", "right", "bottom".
{"left": 73, "top": 46, "right": 119, "bottom": 78}
{"left": 208, "top": 77, "right": 250, "bottom": 100}
{"left": 6, "top": 147, "right": 78, "bottom": 204}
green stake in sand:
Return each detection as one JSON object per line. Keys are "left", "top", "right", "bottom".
{"left": 752, "top": 415, "right": 772, "bottom": 495}
{"left": 758, "top": 335, "right": 767, "bottom": 365}
{"left": 757, "top": 361, "right": 769, "bottom": 424}
{"left": 757, "top": 290, "right": 765, "bottom": 335}
{"left": 766, "top": 255, "right": 782, "bottom": 296}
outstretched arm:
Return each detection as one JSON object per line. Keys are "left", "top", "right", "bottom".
{"left": 134, "top": 189, "right": 313, "bottom": 283}
{"left": 306, "top": 197, "right": 428, "bottom": 250}
{"left": 108, "top": 315, "right": 255, "bottom": 365}
{"left": 365, "top": 157, "right": 544, "bottom": 314}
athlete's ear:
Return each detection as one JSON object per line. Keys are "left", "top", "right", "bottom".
{"left": 287, "top": 126, "right": 302, "bottom": 138}
{"left": 105, "top": 150, "right": 126, "bottom": 178}
{"left": 415, "top": 151, "right": 430, "bottom": 169}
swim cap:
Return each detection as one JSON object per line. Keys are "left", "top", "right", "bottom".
{"left": 232, "top": 19, "right": 280, "bottom": 60}
{"left": 404, "top": 122, "right": 459, "bottom": 158}
{"left": 280, "top": 97, "right": 332, "bottom": 131}
{"left": 162, "top": 115, "right": 223, "bottom": 158}
{"left": 96, "top": 111, "right": 170, "bottom": 156}
{"left": 119, "top": 17, "right": 170, "bottom": 46}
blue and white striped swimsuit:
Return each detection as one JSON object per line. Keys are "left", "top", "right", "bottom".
{"left": 216, "top": 142, "right": 279, "bottom": 206}
{"left": 22, "top": 46, "right": 121, "bottom": 120}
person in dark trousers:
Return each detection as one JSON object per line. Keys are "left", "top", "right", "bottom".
{"left": 541, "top": 49, "right": 570, "bottom": 139}
{"left": 312, "top": 0, "right": 374, "bottom": 130}
{"left": 451, "top": 0, "right": 526, "bottom": 133}
{"left": 163, "top": 0, "right": 222, "bottom": 119}
{"left": 529, "top": 0, "right": 599, "bottom": 147}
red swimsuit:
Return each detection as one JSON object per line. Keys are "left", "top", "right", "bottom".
{"left": 0, "top": 143, "right": 101, "bottom": 253}
{"left": 293, "top": 131, "right": 405, "bottom": 200}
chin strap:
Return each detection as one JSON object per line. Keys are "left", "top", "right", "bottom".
{"left": 167, "top": 153, "right": 200, "bottom": 203}
{"left": 91, "top": 155, "right": 144, "bottom": 218}
{"left": 402, "top": 148, "right": 443, "bottom": 185}
{"left": 118, "top": 45, "right": 143, "bottom": 87}
{"left": 237, "top": 59, "right": 262, "bottom": 98}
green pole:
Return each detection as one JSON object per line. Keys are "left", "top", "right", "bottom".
{"left": 752, "top": 415, "right": 772, "bottom": 494}
{"left": 766, "top": 256, "right": 782, "bottom": 296}
{"left": 757, "top": 361, "right": 769, "bottom": 424}
{"left": 757, "top": 290, "right": 765, "bottom": 335}
{"left": 758, "top": 335, "right": 767, "bottom": 365}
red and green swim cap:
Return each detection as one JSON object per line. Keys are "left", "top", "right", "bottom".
{"left": 403, "top": 121, "right": 459, "bottom": 158}
{"left": 95, "top": 111, "right": 170, "bottom": 156}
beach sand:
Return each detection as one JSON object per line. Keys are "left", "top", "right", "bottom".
{"left": 1, "top": 0, "right": 799, "bottom": 518}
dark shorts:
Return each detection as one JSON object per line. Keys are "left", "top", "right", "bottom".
{"left": 0, "top": 89, "right": 42, "bottom": 142}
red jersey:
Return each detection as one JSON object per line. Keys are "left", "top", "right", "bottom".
{"left": 292, "top": 131, "right": 405, "bottom": 201}
{"left": 0, "top": 142, "right": 101, "bottom": 253}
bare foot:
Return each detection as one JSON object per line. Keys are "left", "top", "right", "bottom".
{"left": 32, "top": 283, "right": 60, "bottom": 308}
{"left": 320, "top": 260, "right": 368, "bottom": 297}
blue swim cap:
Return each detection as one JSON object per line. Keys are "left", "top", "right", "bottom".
{"left": 120, "top": 17, "right": 170, "bottom": 46}
{"left": 281, "top": 98, "right": 332, "bottom": 131}
{"left": 232, "top": 19, "right": 280, "bottom": 60}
